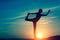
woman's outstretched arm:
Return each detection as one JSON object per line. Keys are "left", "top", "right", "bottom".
{"left": 41, "top": 10, "right": 51, "bottom": 16}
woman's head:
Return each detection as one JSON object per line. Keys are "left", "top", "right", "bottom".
{"left": 39, "top": 9, "right": 42, "bottom": 13}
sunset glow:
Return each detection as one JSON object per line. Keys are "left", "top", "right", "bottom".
{"left": 36, "top": 33, "right": 44, "bottom": 39}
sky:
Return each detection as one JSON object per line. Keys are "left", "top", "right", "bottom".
{"left": 0, "top": 0, "right": 60, "bottom": 39}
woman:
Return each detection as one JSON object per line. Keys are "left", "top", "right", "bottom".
{"left": 25, "top": 9, "right": 50, "bottom": 39}
{"left": 25, "top": 9, "right": 50, "bottom": 22}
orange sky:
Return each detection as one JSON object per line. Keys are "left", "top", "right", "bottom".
{"left": 18, "top": 18, "right": 56, "bottom": 39}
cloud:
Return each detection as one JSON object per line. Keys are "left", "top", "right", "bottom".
{"left": 38, "top": 16, "right": 57, "bottom": 24}
{"left": 8, "top": 15, "right": 25, "bottom": 20}
{"left": 41, "top": 21, "right": 52, "bottom": 24}
{"left": 49, "top": 16, "right": 57, "bottom": 19}
{"left": 43, "top": 6, "right": 60, "bottom": 12}
{"left": 7, "top": 6, "right": 60, "bottom": 20}
{"left": 43, "top": 16, "right": 57, "bottom": 19}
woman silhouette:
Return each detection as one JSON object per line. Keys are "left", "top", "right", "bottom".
{"left": 25, "top": 9, "right": 50, "bottom": 39}
{"left": 25, "top": 9, "right": 50, "bottom": 22}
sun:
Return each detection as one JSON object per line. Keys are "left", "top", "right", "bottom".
{"left": 36, "top": 33, "right": 44, "bottom": 39}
